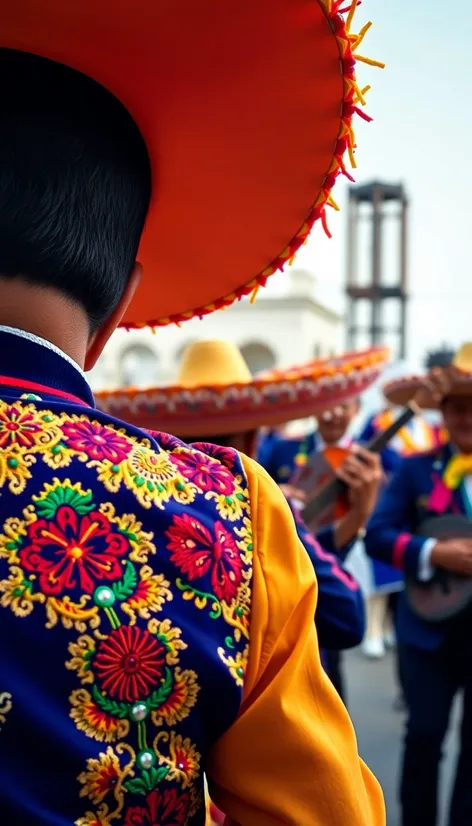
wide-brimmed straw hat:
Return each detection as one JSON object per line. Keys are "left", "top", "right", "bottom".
{"left": 384, "top": 344, "right": 472, "bottom": 410}
{"left": 96, "top": 341, "right": 389, "bottom": 437}
{"left": 1, "top": 0, "right": 381, "bottom": 330}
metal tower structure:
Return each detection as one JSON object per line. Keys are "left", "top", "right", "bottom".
{"left": 346, "top": 181, "right": 409, "bottom": 359}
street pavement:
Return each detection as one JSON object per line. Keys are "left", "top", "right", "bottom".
{"left": 345, "top": 648, "right": 461, "bottom": 826}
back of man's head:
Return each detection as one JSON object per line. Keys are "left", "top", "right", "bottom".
{"left": 0, "top": 49, "right": 152, "bottom": 331}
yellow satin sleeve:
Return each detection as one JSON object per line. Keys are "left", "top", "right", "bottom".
{"left": 207, "top": 456, "right": 385, "bottom": 825}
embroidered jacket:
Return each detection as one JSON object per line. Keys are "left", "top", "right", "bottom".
{"left": 0, "top": 329, "right": 384, "bottom": 826}
{"left": 365, "top": 443, "right": 468, "bottom": 650}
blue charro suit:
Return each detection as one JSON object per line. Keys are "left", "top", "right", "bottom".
{"left": 288, "top": 501, "right": 365, "bottom": 650}
{"left": 0, "top": 328, "right": 254, "bottom": 825}
{"left": 258, "top": 430, "right": 366, "bottom": 701}
{"left": 366, "top": 443, "right": 472, "bottom": 825}
{"left": 0, "top": 329, "right": 386, "bottom": 826}
{"left": 256, "top": 430, "right": 343, "bottom": 554}
{"left": 257, "top": 427, "right": 401, "bottom": 571}
{"left": 365, "top": 443, "right": 467, "bottom": 650}
{"left": 257, "top": 431, "right": 365, "bottom": 647}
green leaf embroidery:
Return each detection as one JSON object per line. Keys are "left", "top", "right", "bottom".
{"left": 125, "top": 766, "right": 168, "bottom": 795}
{"left": 92, "top": 684, "right": 129, "bottom": 720}
{"left": 119, "top": 530, "right": 138, "bottom": 543}
{"left": 175, "top": 578, "right": 222, "bottom": 619}
{"left": 112, "top": 561, "right": 138, "bottom": 601}
{"left": 148, "top": 667, "right": 174, "bottom": 710}
{"left": 12, "top": 579, "right": 34, "bottom": 598}
{"left": 35, "top": 485, "right": 95, "bottom": 519}
{"left": 124, "top": 777, "right": 149, "bottom": 795}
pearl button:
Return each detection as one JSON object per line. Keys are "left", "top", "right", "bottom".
{"left": 138, "top": 750, "right": 156, "bottom": 770}
{"left": 93, "top": 586, "right": 116, "bottom": 607}
{"left": 131, "top": 702, "right": 148, "bottom": 722}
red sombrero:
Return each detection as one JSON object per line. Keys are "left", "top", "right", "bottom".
{"left": 95, "top": 341, "right": 389, "bottom": 437}
{"left": 1, "top": 0, "right": 381, "bottom": 329}
{"left": 384, "top": 344, "right": 472, "bottom": 410}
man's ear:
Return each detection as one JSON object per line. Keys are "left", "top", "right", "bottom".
{"left": 84, "top": 262, "right": 143, "bottom": 371}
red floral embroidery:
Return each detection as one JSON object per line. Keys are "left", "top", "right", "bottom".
{"left": 0, "top": 405, "right": 42, "bottom": 449}
{"left": 145, "top": 429, "right": 182, "bottom": 451}
{"left": 190, "top": 442, "right": 237, "bottom": 471}
{"left": 62, "top": 420, "right": 132, "bottom": 463}
{"left": 19, "top": 505, "right": 128, "bottom": 595}
{"left": 173, "top": 452, "right": 234, "bottom": 495}
{"left": 94, "top": 626, "right": 166, "bottom": 702}
{"left": 70, "top": 689, "right": 129, "bottom": 743}
{"left": 123, "top": 788, "right": 189, "bottom": 825}
{"left": 166, "top": 513, "right": 243, "bottom": 603}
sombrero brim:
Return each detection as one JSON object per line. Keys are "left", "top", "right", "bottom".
{"left": 2, "top": 0, "right": 380, "bottom": 329}
{"left": 96, "top": 347, "right": 389, "bottom": 437}
{"left": 384, "top": 368, "right": 472, "bottom": 410}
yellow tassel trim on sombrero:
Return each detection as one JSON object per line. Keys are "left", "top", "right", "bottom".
{"left": 124, "top": 0, "right": 384, "bottom": 331}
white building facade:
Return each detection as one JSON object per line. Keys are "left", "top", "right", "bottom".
{"left": 88, "top": 270, "right": 344, "bottom": 390}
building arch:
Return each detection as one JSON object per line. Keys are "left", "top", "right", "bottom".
{"left": 240, "top": 341, "right": 276, "bottom": 375}
{"left": 119, "top": 344, "right": 160, "bottom": 388}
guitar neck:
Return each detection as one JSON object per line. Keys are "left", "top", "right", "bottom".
{"left": 301, "top": 400, "right": 420, "bottom": 527}
{"left": 364, "top": 401, "right": 419, "bottom": 454}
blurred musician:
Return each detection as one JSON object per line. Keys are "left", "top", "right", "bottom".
{"left": 258, "top": 399, "right": 384, "bottom": 702}
{"left": 366, "top": 350, "right": 472, "bottom": 826}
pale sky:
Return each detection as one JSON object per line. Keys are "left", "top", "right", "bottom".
{"left": 278, "top": 0, "right": 472, "bottom": 367}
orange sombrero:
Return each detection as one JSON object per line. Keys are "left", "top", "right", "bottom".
{"left": 384, "top": 344, "right": 472, "bottom": 410}
{"left": 1, "top": 0, "right": 381, "bottom": 330}
{"left": 96, "top": 341, "right": 389, "bottom": 437}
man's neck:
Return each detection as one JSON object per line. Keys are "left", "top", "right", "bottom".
{"left": 317, "top": 433, "right": 351, "bottom": 450}
{"left": 0, "top": 279, "right": 90, "bottom": 368}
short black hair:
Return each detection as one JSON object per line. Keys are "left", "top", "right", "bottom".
{"left": 0, "top": 49, "right": 152, "bottom": 330}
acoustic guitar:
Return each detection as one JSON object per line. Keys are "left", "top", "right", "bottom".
{"left": 405, "top": 514, "right": 472, "bottom": 622}
{"left": 298, "top": 401, "right": 420, "bottom": 530}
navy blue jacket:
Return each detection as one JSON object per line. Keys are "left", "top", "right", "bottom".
{"left": 256, "top": 431, "right": 349, "bottom": 553}
{"left": 256, "top": 434, "right": 364, "bottom": 648}
{"left": 365, "top": 443, "right": 467, "bottom": 650}
{"left": 289, "top": 502, "right": 365, "bottom": 650}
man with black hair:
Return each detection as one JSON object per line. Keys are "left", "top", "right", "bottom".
{"left": 0, "top": 11, "right": 385, "bottom": 826}
{"left": 0, "top": 49, "right": 151, "bottom": 343}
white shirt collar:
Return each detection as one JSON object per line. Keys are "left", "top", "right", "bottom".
{"left": 0, "top": 325, "right": 86, "bottom": 379}
{"left": 316, "top": 433, "right": 352, "bottom": 452}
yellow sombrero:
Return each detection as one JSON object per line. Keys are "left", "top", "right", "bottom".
{"left": 96, "top": 341, "right": 389, "bottom": 437}
{"left": 384, "top": 344, "right": 472, "bottom": 410}
{"left": 1, "top": 0, "right": 381, "bottom": 330}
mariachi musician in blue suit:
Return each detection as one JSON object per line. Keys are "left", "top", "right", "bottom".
{"left": 365, "top": 349, "right": 472, "bottom": 826}
{"left": 258, "top": 395, "right": 384, "bottom": 702}
{"left": 356, "top": 397, "right": 445, "bottom": 663}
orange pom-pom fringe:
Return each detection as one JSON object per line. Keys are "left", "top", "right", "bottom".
{"left": 122, "top": 0, "right": 383, "bottom": 331}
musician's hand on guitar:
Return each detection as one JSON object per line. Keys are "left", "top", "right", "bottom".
{"left": 421, "top": 366, "right": 453, "bottom": 404}
{"left": 431, "top": 538, "right": 472, "bottom": 576}
{"left": 336, "top": 446, "right": 383, "bottom": 521}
